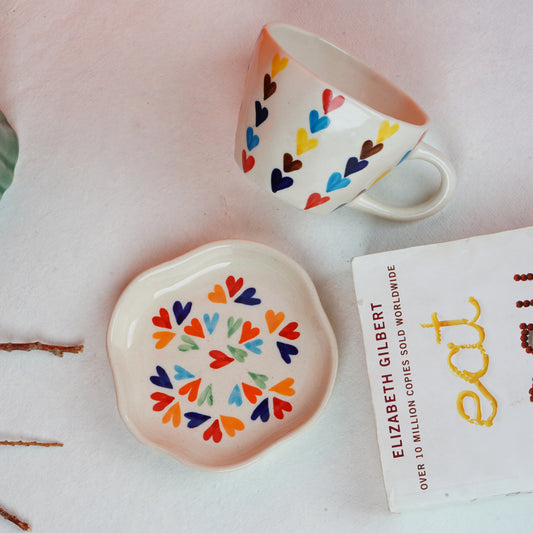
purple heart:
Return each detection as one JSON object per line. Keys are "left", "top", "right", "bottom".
{"left": 255, "top": 101, "right": 268, "bottom": 127}
{"left": 172, "top": 300, "right": 192, "bottom": 326}
{"left": 150, "top": 365, "right": 173, "bottom": 389}
{"left": 271, "top": 168, "right": 293, "bottom": 193}
{"left": 344, "top": 157, "right": 368, "bottom": 177}
{"left": 277, "top": 342, "right": 299, "bottom": 364}
{"left": 251, "top": 398, "right": 270, "bottom": 422}
{"left": 184, "top": 412, "right": 211, "bottom": 428}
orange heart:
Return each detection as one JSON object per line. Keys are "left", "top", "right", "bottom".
{"left": 208, "top": 284, "right": 227, "bottom": 304}
{"left": 239, "top": 320, "right": 260, "bottom": 344}
{"left": 271, "top": 53, "right": 288, "bottom": 78}
{"left": 162, "top": 401, "right": 181, "bottom": 428}
{"left": 184, "top": 318, "right": 205, "bottom": 338}
{"left": 296, "top": 128, "right": 318, "bottom": 156}
{"left": 220, "top": 415, "right": 245, "bottom": 437}
{"left": 242, "top": 382, "right": 262, "bottom": 404}
{"left": 179, "top": 378, "right": 202, "bottom": 402}
{"left": 265, "top": 309, "right": 285, "bottom": 333}
{"left": 152, "top": 331, "right": 176, "bottom": 349}
{"left": 269, "top": 377, "right": 295, "bottom": 397}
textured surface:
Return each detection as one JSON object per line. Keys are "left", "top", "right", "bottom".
{"left": 0, "top": 1, "right": 532, "bottom": 532}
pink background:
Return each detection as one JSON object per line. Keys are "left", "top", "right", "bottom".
{"left": 1, "top": 1, "right": 532, "bottom": 531}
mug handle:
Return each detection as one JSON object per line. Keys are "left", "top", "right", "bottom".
{"left": 345, "top": 142, "right": 456, "bottom": 221}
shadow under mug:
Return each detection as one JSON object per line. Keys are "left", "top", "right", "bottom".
{"left": 234, "top": 22, "right": 456, "bottom": 220}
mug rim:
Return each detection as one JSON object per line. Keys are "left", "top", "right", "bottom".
{"left": 263, "top": 22, "right": 429, "bottom": 128}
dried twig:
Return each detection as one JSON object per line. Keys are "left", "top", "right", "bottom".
{"left": 0, "top": 441, "right": 63, "bottom": 448}
{"left": 0, "top": 342, "right": 83, "bottom": 358}
{"left": 0, "top": 506, "right": 31, "bottom": 531}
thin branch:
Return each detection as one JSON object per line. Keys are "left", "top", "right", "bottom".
{"left": 0, "top": 506, "right": 31, "bottom": 531}
{"left": 0, "top": 441, "right": 63, "bottom": 448}
{"left": 0, "top": 342, "right": 83, "bottom": 358}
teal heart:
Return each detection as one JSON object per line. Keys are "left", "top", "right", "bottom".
{"left": 203, "top": 312, "right": 219, "bottom": 335}
{"left": 309, "top": 109, "right": 330, "bottom": 134}
{"left": 174, "top": 365, "right": 195, "bottom": 380}
{"left": 244, "top": 339, "right": 263, "bottom": 354}
{"left": 248, "top": 372, "right": 268, "bottom": 390}
{"left": 198, "top": 384, "right": 214, "bottom": 406}
{"left": 227, "top": 345, "right": 248, "bottom": 363}
{"left": 228, "top": 384, "right": 243, "bottom": 406}
{"left": 178, "top": 335, "right": 199, "bottom": 351}
{"left": 227, "top": 317, "right": 243, "bottom": 338}
{"left": 326, "top": 172, "right": 351, "bottom": 193}
{"left": 0, "top": 111, "right": 18, "bottom": 200}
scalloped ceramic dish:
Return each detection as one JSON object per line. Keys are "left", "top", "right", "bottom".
{"left": 106, "top": 240, "right": 338, "bottom": 470}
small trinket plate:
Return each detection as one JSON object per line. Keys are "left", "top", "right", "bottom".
{"left": 107, "top": 240, "right": 338, "bottom": 470}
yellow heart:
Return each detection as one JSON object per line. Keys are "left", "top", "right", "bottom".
{"left": 208, "top": 284, "right": 227, "bottom": 304}
{"left": 152, "top": 331, "right": 176, "bottom": 349}
{"left": 296, "top": 128, "right": 318, "bottom": 156}
{"left": 271, "top": 53, "right": 288, "bottom": 78}
{"left": 265, "top": 309, "right": 285, "bottom": 333}
{"left": 220, "top": 415, "right": 245, "bottom": 437}
{"left": 376, "top": 120, "right": 399, "bottom": 144}
{"left": 162, "top": 401, "right": 181, "bottom": 428}
{"left": 269, "top": 377, "right": 296, "bottom": 397}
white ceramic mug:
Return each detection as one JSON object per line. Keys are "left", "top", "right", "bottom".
{"left": 234, "top": 23, "right": 456, "bottom": 220}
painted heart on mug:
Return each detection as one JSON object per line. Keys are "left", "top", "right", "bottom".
{"left": 326, "top": 172, "right": 351, "bottom": 193}
{"left": 283, "top": 153, "right": 303, "bottom": 173}
{"left": 271, "top": 53, "right": 289, "bottom": 78}
{"left": 322, "top": 88, "right": 345, "bottom": 114}
{"left": 296, "top": 128, "right": 318, "bottom": 155}
{"left": 376, "top": 120, "right": 399, "bottom": 143}
{"left": 263, "top": 73, "right": 277, "bottom": 100}
{"left": 271, "top": 168, "right": 294, "bottom": 193}
{"left": 360, "top": 139, "right": 383, "bottom": 159}
{"left": 255, "top": 101, "right": 268, "bottom": 127}
{"left": 246, "top": 126, "right": 259, "bottom": 151}
{"left": 309, "top": 109, "right": 330, "bottom": 134}
{"left": 304, "top": 192, "right": 330, "bottom": 210}
{"left": 344, "top": 157, "right": 368, "bottom": 177}
{"left": 242, "top": 150, "right": 255, "bottom": 173}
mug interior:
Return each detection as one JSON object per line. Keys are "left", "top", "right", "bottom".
{"left": 267, "top": 23, "right": 428, "bottom": 127}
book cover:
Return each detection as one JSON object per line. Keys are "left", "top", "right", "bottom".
{"left": 352, "top": 226, "right": 533, "bottom": 511}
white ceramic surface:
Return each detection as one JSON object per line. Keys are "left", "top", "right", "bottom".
{"left": 107, "top": 240, "right": 338, "bottom": 470}
{"left": 235, "top": 22, "right": 456, "bottom": 220}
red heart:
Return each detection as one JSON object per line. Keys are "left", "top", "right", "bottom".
{"left": 242, "top": 149, "right": 255, "bottom": 173}
{"left": 239, "top": 320, "right": 260, "bottom": 344}
{"left": 273, "top": 397, "right": 293, "bottom": 419}
{"left": 209, "top": 350, "right": 234, "bottom": 369}
{"left": 152, "top": 308, "right": 172, "bottom": 329}
{"left": 203, "top": 419, "right": 223, "bottom": 443}
{"left": 151, "top": 392, "right": 175, "bottom": 411}
{"left": 279, "top": 321, "right": 300, "bottom": 340}
{"left": 305, "top": 193, "right": 330, "bottom": 210}
{"left": 226, "top": 276, "right": 244, "bottom": 298}
{"left": 178, "top": 378, "right": 202, "bottom": 402}
{"left": 322, "top": 88, "right": 345, "bottom": 114}
{"left": 242, "top": 382, "right": 263, "bottom": 404}
{"left": 184, "top": 318, "right": 205, "bottom": 338}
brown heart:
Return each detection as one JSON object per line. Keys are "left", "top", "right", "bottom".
{"left": 283, "top": 153, "right": 303, "bottom": 173}
{"left": 360, "top": 139, "right": 383, "bottom": 159}
{"left": 263, "top": 73, "right": 277, "bottom": 100}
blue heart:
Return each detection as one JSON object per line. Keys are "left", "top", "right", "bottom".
{"left": 251, "top": 398, "right": 270, "bottom": 422}
{"left": 344, "top": 157, "right": 368, "bottom": 177}
{"left": 397, "top": 150, "right": 411, "bottom": 166}
{"left": 255, "top": 100, "right": 268, "bottom": 127}
{"left": 150, "top": 365, "right": 173, "bottom": 389}
{"left": 277, "top": 342, "right": 299, "bottom": 364}
{"left": 184, "top": 412, "right": 211, "bottom": 428}
{"left": 246, "top": 126, "right": 259, "bottom": 151}
{"left": 309, "top": 109, "right": 330, "bottom": 134}
{"left": 174, "top": 365, "right": 195, "bottom": 381}
{"left": 203, "top": 312, "right": 219, "bottom": 335}
{"left": 244, "top": 339, "right": 263, "bottom": 354}
{"left": 228, "top": 384, "right": 243, "bottom": 406}
{"left": 271, "top": 168, "right": 293, "bottom": 193}
{"left": 326, "top": 171, "right": 351, "bottom": 193}
{"left": 172, "top": 300, "right": 192, "bottom": 326}
{"left": 235, "top": 287, "right": 261, "bottom": 306}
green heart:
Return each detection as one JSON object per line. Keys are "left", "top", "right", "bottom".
{"left": 248, "top": 372, "right": 268, "bottom": 390}
{"left": 198, "top": 384, "right": 214, "bottom": 406}
{"left": 227, "top": 317, "right": 243, "bottom": 338}
{"left": 0, "top": 111, "right": 18, "bottom": 201}
{"left": 178, "top": 335, "right": 199, "bottom": 351}
{"left": 227, "top": 345, "right": 248, "bottom": 363}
